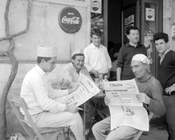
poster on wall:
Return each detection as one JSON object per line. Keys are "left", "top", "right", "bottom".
{"left": 125, "top": 15, "right": 134, "bottom": 26}
{"left": 146, "top": 8, "right": 155, "bottom": 21}
{"left": 91, "top": 0, "right": 102, "bottom": 14}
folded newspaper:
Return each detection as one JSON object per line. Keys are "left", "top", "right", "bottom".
{"left": 68, "top": 73, "right": 100, "bottom": 106}
{"left": 104, "top": 79, "right": 149, "bottom": 131}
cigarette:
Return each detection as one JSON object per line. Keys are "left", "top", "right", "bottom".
{"left": 78, "top": 107, "right": 83, "bottom": 111}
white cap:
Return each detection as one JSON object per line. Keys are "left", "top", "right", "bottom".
{"left": 131, "top": 54, "right": 150, "bottom": 64}
{"left": 37, "top": 46, "right": 57, "bottom": 57}
{"left": 71, "top": 49, "right": 84, "bottom": 57}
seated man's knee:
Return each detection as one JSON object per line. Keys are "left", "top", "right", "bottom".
{"left": 92, "top": 123, "right": 99, "bottom": 134}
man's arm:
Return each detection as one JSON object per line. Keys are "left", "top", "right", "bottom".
{"left": 116, "top": 67, "right": 122, "bottom": 81}
{"left": 142, "top": 79, "right": 166, "bottom": 116}
{"left": 116, "top": 46, "right": 124, "bottom": 81}
{"left": 31, "top": 75, "right": 68, "bottom": 113}
{"left": 83, "top": 48, "right": 94, "bottom": 72}
{"left": 105, "top": 47, "right": 112, "bottom": 71}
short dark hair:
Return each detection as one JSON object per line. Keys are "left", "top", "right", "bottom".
{"left": 72, "top": 53, "right": 84, "bottom": 60}
{"left": 125, "top": 26, "right": 139, "bottom": 35}
{"left": 153, "top": 32, "right": 169, "bottom": 43}
{"left": 91, "top": 28, "right": 102, "bottom": 37}
{"left": 37, "top": 57, "right": 52, "bottom": 64}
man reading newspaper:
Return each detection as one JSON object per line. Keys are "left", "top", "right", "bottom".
{"left": 92, "top": 54, "right": 166, "bottom": 140}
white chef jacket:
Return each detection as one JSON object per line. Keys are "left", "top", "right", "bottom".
{"left": 20, "top": 65, "right": 68, "bottom": 115}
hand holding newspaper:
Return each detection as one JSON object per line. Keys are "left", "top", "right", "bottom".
{"left": 104, "top": 79, "right": 142, "bottom": 106}
{"left": 67, "top": 73, "right": 100, "bottom": 106}
{"left": 104, "top": 79, "right": 149, "bottom": 131}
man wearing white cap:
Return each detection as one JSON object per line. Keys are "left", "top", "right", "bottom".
{"left": 92, "top": 54, "right": 165, "bottom": 140}
{"left": 62, "top": 49, "right": 91, "bottom": 87}
{"left": 20, "top": 46, "right": 85, "bottom": 140}
{"left": 61, "top": 49, "right": 99, "bottom": 133}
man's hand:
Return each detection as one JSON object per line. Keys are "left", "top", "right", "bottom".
{"left": 90, "top": 69, "right": 99, "bottom": 78}
{"left": 65, "top": 100, "right": 78, "bottom": 113}
{"left": 165, "top": 84, "right": 175, "bottom": 95}
{"left": 136, "top": 93, "right": 150, "bottom": 105}
{"left": 68, "top": 84, "right": 79, "bottom": 94}
{"left": 60, "top": 79, "right": 71, "bottom": 90}
{"left": 104, "top": 96, "right": 111, "bottom": 106}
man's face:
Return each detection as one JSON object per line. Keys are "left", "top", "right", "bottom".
{"left": 72, "top": 55, "right": 84, "bottom": 71}
{"left": 127, "top": 29, "right": 139, "bottom": 44}
{"left": 91, "top": 34, "right": 101, "bottom": 47}
{"left": 43, "top": 57, "right": 57, "bottom": 72}
{"left": 154, "top": 39, "right": 169, "bottom": 55}
{"left": 131, "top": 60, "right": 147, "bottom": 79}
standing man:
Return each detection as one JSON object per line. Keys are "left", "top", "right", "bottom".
{"left": 117, "top": 26, "right": 147, "bottom": 80}
{"left": 153, "top": 32, "right": 175, "bottom": 140}
{"left": 92, "top": 54, "right": 166, "bottom": 140}
{"left": 84, "top": 28, "right": 112, "bottom": 80}
{"left": 20, "top": 46, "right": 85, "bottom": 140}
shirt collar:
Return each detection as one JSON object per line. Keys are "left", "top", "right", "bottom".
{"left": 91, "top": 43, "right": 101, "bottom": 49}
{"left": 35, "top": 64, "right": 47, "bottom": 76}
{"left": 136, "top": 74, "right": 151, "bottom": 83}
{"left": 159, "top": 49, "right": 170, "bottom": 64}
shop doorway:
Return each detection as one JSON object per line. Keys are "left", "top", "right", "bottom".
{"left": 107, "top": 0, "right": 163, "bottom": 79}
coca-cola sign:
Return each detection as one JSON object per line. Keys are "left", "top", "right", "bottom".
{"left": 59, "top": 7, "right": 82, "bottom": 33}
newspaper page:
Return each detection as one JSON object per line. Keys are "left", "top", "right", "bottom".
{"left": 104, "top": 79, "right": 149, "bottom": 131}
{"left": 104, "top": 79, "right": 142, "bottom": 106}
{"left": 68, "top": 73, "right": 100, "bottom": 106}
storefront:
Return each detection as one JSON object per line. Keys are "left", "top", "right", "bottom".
{"left": 93, "top": 0, "right": 163, "bottom": 78}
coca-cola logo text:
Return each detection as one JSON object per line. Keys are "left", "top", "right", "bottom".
{"left": 62, "top": 16, "right": 80, "bottom": 24}
{"left": 59, "top": 7, "right": 82, "bottom": 33}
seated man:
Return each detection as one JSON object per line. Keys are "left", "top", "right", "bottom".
{"left": 92, "top": 54, "right": 166, "bottom": 140}
{"left": 20, "top": 46, "right": 84, "bottom": 140}
{"left": 61, "top": 49, "right": 101, "bottom": 131}
{"left": 61, "top": 49, "right": 92, "bottom": 89}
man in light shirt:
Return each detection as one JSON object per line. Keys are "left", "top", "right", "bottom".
{"left": 62, "top": 49, "right": 91, "bottom": 88}
{"left": 84, "top": 28, "right": 112, "bottom": 80}
{"left": 61, "top": 49, "right": 99, "bottom": 134}
{"left": 20, "top": 46, "right": 84, "bottom": 140}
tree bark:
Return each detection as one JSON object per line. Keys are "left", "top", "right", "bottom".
{"left": 0, "top": 53, "right": 18, "bottom": 140}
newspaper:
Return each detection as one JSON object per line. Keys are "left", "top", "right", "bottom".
{"left": 68, "top": 73, "right": 100, "bottom": 106}
{"left": 104, "top": 79, "right": 149, "bottom": 131}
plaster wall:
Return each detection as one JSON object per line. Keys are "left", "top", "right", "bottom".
{"left": 163, "top": 0, "right": 175, "bottom": 50}
{"left": 0, "top": 0, "right": 90, "bottom": 136}
{"left": 0, "top": 0, "right": 90, "bottom": 95}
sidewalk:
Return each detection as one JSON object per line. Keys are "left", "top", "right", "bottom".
{"left": 6, "top": 100, "right": 169, "bottom": 140}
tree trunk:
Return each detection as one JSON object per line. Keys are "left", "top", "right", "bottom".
{"left": 0, "top": 53, "right": 18, "bottom": 140}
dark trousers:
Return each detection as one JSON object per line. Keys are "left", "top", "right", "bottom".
{"left": 163, "top": 94, "right": 175, "bottom": 140}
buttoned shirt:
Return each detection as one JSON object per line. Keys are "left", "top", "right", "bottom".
{"left": 83, "top": 43, "right": 112, "bottom": 74}
{"left": 20, "top": 65, "right": 68, "bottom": 115}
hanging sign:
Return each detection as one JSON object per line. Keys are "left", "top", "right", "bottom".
{"left": 146, "top": 8, "right": 155, "bottom": 21}
{"left": 58, "top": 7, "right": 82, "bottom": 33}
{"left": 91, "top": 0, "right": 102, "bottom": 14}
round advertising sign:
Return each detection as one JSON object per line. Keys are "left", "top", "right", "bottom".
{"left": 58, "top": 7, "right": 82, "bottom": 33}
